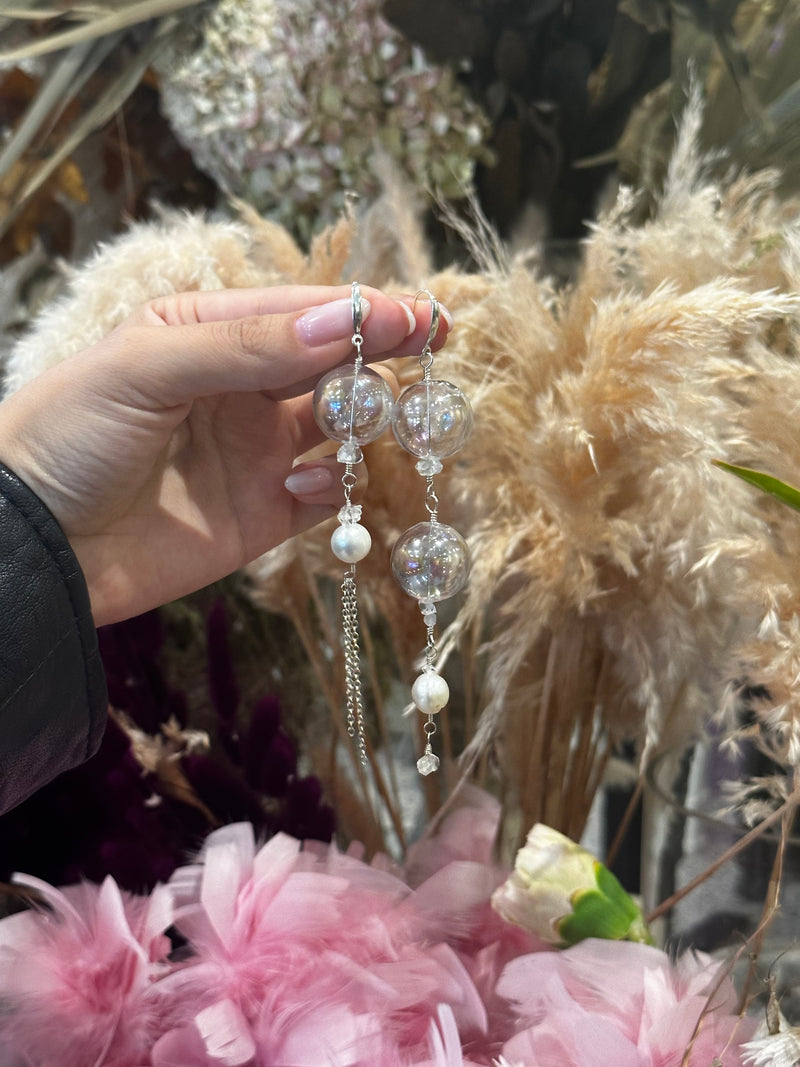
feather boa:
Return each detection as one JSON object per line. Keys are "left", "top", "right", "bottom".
{"left": 0, "top": 793, "right": 753, "bottom": 1066}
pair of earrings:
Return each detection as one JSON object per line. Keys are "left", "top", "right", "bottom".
{"left": 312, "top": 283, "right": 472, "bottom": 775}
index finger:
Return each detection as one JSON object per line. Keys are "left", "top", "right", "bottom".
{"left": 96, "top": 286, "right": 452, "bottom": 409}
{"left": 136, "top": 284, "right": 451, "bottom": 358}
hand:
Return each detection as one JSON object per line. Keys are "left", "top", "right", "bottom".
{"left": 0, "top": 284, "right": 450, "bottom": 626}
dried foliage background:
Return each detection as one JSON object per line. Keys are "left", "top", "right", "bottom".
{"left": 3, "top": 1, "right": 800, "bottom": 905}
{"left": 4, "top": 91, "right": 800, "bottom": 866}
{"left": 3, "top": 1, "right": 800, "bottom": 301}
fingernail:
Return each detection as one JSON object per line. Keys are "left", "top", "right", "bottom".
{"left": 296, "top": 297, "right": 372, "bottom": 347}
{"left": 284, "top": 466, "right": 335, "bottom": 495}
{"left": 396, "top": 300, "right": 417, "bottom": 336}
{"left": 405, "top": 299, "right": 454, "bottom": 333}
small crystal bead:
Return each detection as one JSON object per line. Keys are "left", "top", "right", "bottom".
{"left": 417, "top": 749, "right": 440, "bottom": 776}
{"left": 415, "top": 455, "right": 444, "bottom": 477}
{"left": 338, "top": 504, "right": 363, "bottom": 524}
{"left": 337, "top": 441, "right": 363, "bottom": 464}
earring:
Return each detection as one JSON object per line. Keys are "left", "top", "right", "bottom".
{"left": 312, "top": 282, "right": 394, "bottom": 764}
{"left": 390, "top": 290, "right": 472, "bottom": 775}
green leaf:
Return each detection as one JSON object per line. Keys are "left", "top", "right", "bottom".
{"left": 595, "top": 862, "right": 640, "bottom": 922}
{"left": 557, "top": 862, "right": 650, "bottom": 946}
{"left": 558, "top": 886, "right": 633, "bottom": 945}
{"left": 712, "top": 460, "right": 800, "bottom": 513}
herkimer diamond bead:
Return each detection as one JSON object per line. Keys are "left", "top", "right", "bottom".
{"left": 416, "top": 749, "right": 440, "bottom": 776}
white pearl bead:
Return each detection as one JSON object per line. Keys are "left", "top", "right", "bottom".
{"left": 331, "top": 523, "right": 371, "bottom": 562}
{"left": 412, "top": 672, "right": 449, "bottom": 714}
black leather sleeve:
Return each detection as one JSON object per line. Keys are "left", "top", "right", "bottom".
{"left": 0, "top": 462, "right": 107, "bottom": 814}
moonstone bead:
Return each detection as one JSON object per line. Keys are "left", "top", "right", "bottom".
{"left": 392, "top": 380, "right": 473, "bottom": 458}
{"left": 331, "top": 523, "right": 371, "bottom": 562}
{"left": 412, "top": 672, "right": 449, "bottom": 713}
{"left": 391, "top": 521, "right": 470, "bottom": 602}
{"left": 313, "top": 365, "right": 394, "bottom": 444}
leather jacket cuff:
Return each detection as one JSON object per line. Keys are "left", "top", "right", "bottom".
{"left": 0, "top": 462, "right": 107, "bottom": 813}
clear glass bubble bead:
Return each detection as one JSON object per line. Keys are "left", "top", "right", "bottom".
{"left": 313, "top": 365, "right": 394, "bottom": 444}
{"left": 392, "top": 380, "right": 473, "bottom": 459}
{"left": 391, "top": 521, "right": 470, "bottom": 602}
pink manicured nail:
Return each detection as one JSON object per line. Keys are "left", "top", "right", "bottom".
{"left": 405, "top": 299, "right": 454, "bottom": 333}
{"left": 295, "top": 298, "right": 372, "bottom": 347}
{"left": 284, "top": 466, "right": 335, "bottom": 495}
{"left": 396, "top": 300, "right": 417, "bottom": 336}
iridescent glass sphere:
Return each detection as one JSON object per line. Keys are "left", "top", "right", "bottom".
{"left": 391, "top": 521, "right": 470, "bottom": 602}
{"left": 313, "top": 365, "right": 394, "bottom": 444}
{"left": 392, "top": 380, "right": 473, "bottom": 458}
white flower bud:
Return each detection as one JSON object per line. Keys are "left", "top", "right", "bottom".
{"left": 491, "top": 824, "right": 651, "bottom": 947}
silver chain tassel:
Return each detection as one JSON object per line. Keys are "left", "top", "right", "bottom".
{"left": 341, "top": 567, "right": 368, "bottom": 765}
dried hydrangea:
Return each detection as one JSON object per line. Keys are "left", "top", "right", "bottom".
{"left": 155, "top": 0, "right": 490, "bottom": 240}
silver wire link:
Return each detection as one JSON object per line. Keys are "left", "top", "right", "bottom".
{"left": 424, "top": 479, "right": 439, "bottom": 520}
{"left": 342, "top": 467, "right": 357, "bottom": 504}
{"left": 424, "top": 626, "right": 438, "bottom": 668}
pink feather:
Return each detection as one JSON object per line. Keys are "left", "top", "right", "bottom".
{"left": 0, "top": 874, "right": 175, "bottom": 1065}
{"left": 0, "top": 801, "right": 757, "bottom": 1066}
{"left": 496, "top": 938, "right": 756, "bottom": 1066}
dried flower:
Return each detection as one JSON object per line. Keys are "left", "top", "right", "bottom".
{"left": 154, "top": 0, "right": 490, "bottom": 240}
{"left": 0, "top": 600, "right": 334, "bottom": 894}
{"left": 742, "top": 1012, "right": 800, "bottom": 1067}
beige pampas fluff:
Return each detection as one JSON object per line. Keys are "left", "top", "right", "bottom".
{"left": 3, "top": 212, "right": 265, "bottom": 395}
{"left": 433, "top": 95, "right": 800, "bottom": 848}
{"left": 2, "top": 204, "right": 363, "bottom": 394}
{"left": 444, "top": 267, "right": 798, "bottom": 844}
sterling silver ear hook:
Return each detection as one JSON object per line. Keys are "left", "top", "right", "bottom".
{"left": 390, "top": 289, "right": 473, "bottom": 775}
{"left": 351, "top": 279, "right": 364, "bottom": 340}
{"left": 413, "top": 288, "right": 440, "bottom": 366}
{"left": 311, "top": 282, "right": 394, "bottom": 765}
